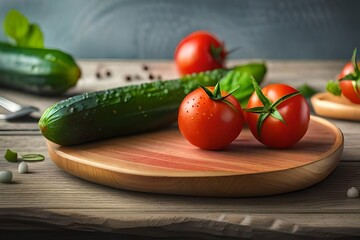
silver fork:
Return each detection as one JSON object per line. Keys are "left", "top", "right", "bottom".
{"left": 0, "top": 96, "right": 39, "bottom": 120}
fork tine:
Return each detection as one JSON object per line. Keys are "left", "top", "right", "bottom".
{"left": 0, "top": 96, "right": 23, "bottom": 112}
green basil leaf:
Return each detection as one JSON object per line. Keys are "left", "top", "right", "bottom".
{"left": 297, "top": 84, "right": 318, "bottom": 98}
{"left": 219, "top": 63, "right": 267, "bottom": 107}
{"left": 17, "top": 23, "right": 44, "bottom": 48}
{"left": 21, "top": 154, "right": 45, "bottom": 161}
{"left": 4, "top": 149, "right": 18, "bottom": 162}
{"left": 220, "top": 71, "right": 256, "bottom": 106}
{"left": 3, "top": 9, "right": 29, "bottom": 41}
{"left": 3, "top": 9, "right": 44, "bottom": 48}
{"left": 326, "top": 80, "right": 342, "bottom": 96}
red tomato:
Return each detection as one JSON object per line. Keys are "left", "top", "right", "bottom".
{"left": 337, "top": 62, "right": 355, "bottom": 80}
{"left": 174, "top": 31, "right": 226, "bottom": 76}
{"left": 178, "top": 87, "right": 244, "bottom": 150}
{"left": 337, "top": 62, "right": 360, "bottom": 104}
{"left": 339, "top": 81, "right": 360, "bottom": 104}
{"left": 246, "top": 84, "right": 310, "bottom": 148}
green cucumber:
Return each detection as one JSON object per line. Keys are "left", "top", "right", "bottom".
{"left": 39, "top": 63, "right": 266, "bottom": 145}
{"left": 0, "top": 42, "right": 81, "bottom": 95}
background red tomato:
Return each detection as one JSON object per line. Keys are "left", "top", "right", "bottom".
{"left": 339, "top": 81, "right": 360, "bottom": 104}
{"left": 337, "top": 62, "right": 355, "bottom": 80}
{"left": 174, "top": 31, "right": 226, "bottom": 76}
{"left": 337, "top": 62, "right": 360, "bottom": 104}
{"left": 178, "top": 87, "right": 244, "bottom": 150}
{"left": 246, "top": 84, "right": 310, "bottom": 148}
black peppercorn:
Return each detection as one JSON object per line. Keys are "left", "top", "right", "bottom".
{"left": 142, "top": 64, "right": 149, "bottom": 71}
{"left": 96, "top": 72, "right": 102, "bottom": 79}
{"left": 125, "top": 75, "right": 132, "bottom": 81}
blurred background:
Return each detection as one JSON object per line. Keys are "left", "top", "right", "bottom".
{"left": 0, "top": 0, "right": 359, "bottom": 60}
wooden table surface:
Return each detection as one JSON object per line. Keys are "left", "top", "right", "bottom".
{"left": 1, "top": 60, "right": 360, "bottom": 240}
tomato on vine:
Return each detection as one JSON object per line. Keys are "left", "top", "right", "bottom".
{"left": 178, "top": 83, "right": 244, "bottom": 150}
{"left": 327, "top": 48, "right": 360, "bottom": 104}
{"left": 245, "top": 77, "right": 310, "bottom": 148}
{"left": 174, "top": 31, "right": 227, "bottom": 76}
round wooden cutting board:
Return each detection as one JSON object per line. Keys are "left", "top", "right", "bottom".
{"left": 311, "top": 92, "right": 360, "bottom": 121}
{"left": 46, "top": 116, "right": 343, "bottom": 197}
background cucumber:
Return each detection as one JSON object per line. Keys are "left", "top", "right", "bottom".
{"left": 39, "top": 63, "right": 266, "bottom": 145}
{"left": 0, "top": 42, "right": 81, "bottom": 95}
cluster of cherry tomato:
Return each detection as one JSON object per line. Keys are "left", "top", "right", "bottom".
{"left": 174, "top": 30, "right": 310, "bottom": 150}
{"left": 177, "top": 79, "right": 310, "bottom": 150}
{"left": 175, "top": 31, "right": 360, "bottom": 150}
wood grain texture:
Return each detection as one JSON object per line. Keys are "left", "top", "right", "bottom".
{"left": 311, "top": 92, "right": 360, "bottom": 121}
{"left": 1, "top": 209, "right": 360, "bottom": 239}
{"left": 1, "top": 158, "right": 360, "bottom": 212}
{"left": 46, "top": 116, "right": 343, "bottom": 197}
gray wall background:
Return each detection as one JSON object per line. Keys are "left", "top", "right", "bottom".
{"left": 0, "top": 0, "right": 359, "bottom": 59}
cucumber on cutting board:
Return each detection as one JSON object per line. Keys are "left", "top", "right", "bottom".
{"left": 0, "top": 42, "right": 81, "bottom": 95}
{"left": 39, "top": 63, "right": 266, "bottom": 145}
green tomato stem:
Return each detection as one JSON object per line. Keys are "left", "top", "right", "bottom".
{"left": 245, "top": 76, "right": 301, "bottom": 139}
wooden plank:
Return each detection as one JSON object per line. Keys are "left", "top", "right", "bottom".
{"left": 0, "top": 210, "right": 359, "bottom": 239}
{"left": 0, "top": 141, "right": 359, "bottom": 212}
{"left": 265, "top": 60, "right": 344, "bottom": 87}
